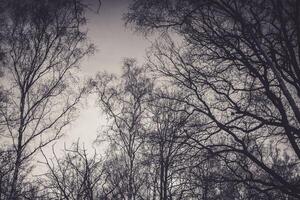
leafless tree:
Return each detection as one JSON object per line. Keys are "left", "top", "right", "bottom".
{"left": 0, "top": 146, "right": 42, "bottom": 200}
{"left": 40, "top": 141, "right": 104, "bottom": 200}
{"left": 126, "top": 0, "right": 300, "bottom": 198}
{"left": 0, "top": 0, "right": 94, "bottom": 199}
{"left": 143, "top": 93, "right": 193, "bottom": 200}
{"left": 93, "top": 59, "right": 153, "bottom": 200}
{"left": 0, "top": 147, "right": 14, "bottom": 199}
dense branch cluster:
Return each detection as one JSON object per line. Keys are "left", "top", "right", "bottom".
{"left": 0, "top": 0, "right": 299, "bottom": 199}
{"left": 0, "top": 0, "right": 93, "bottom": 199}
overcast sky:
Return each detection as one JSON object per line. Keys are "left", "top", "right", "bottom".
{"left": 41, "top": 0, "right": 152, "bottom": 158}
{"left": 81, "top": 0, "right": 151, "bottom": 75}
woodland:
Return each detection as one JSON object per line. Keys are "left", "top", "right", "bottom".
{"left": 0, "top": 0, "right": 300, "bottom": 199}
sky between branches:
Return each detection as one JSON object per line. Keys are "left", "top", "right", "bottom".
{"left": 41, "top": 0, "right": 152, "bottom": 160}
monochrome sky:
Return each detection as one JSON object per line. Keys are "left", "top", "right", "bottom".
{"left": 43, "top": 0, "right": 153, "bottom": 157}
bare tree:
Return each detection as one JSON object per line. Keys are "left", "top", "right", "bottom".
{"left": 143, "top": 93, "right": 193, "bottom": 200}
{"left": 40, "top": 141, "right": 104, "bottom": 200}
{"left": 0, "top": 145, "right": 42, "bottom": 200}
{"left": 0, "top": 0, "right": 94, "bottom": 199}
{"left": 126, "top": 0, "right": 300, "bottom": 198}
{"left": 93, "top": 59, "right": 153, "bottom": 200}
{"left": 0, "top": 147, "right": 14, "bottom": 199}
{"left": 100, "top": 148, "right": 134, "bottom": 199}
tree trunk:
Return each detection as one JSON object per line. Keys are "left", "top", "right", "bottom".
{"left": 9, "top": 147, "right": 22, "bottom": 200}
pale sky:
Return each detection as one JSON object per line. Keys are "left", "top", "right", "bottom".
{"left": 39, "top": 0, "right": 152, "bottom": 160}
{"left": 82, "top": 0, "right": 151, "bottom": 75}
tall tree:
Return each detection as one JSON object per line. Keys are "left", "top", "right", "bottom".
{"left": 93, "top": 59, "right": 153, "bottom": 200}
{"left": 145, "top": 94, "right": 192, "bottom": 200}
{"left": 126, "top": 0, "right": 300, "bottom": 198}
{"left": 0, "top": 0, "right": 93, "bottom": 199}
